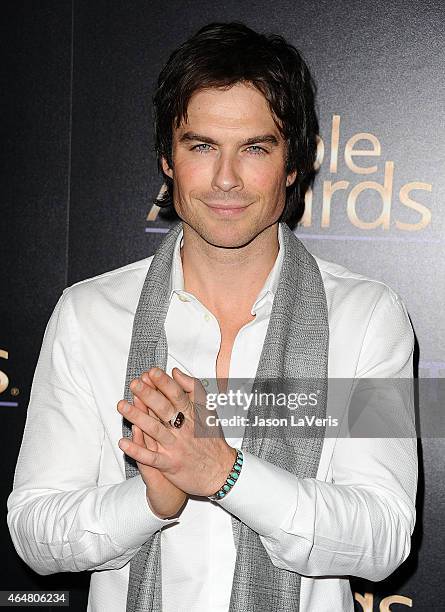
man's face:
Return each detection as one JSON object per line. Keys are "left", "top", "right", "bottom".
{"left": 161, "top": 82, "right": 297, "bottom": 248}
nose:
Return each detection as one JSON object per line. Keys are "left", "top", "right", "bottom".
{"left": 211, "top": 152, "right": 244, "bottom": 192}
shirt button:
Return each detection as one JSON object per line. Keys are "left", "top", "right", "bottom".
{"left": 204, "top": 313, "right": 211, "bottom": 322}
{"left": 178, "top": 294, "right": 189, "bottom": 302}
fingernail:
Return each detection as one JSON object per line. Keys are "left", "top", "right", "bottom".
{"left": 151, "top": 368, "right": 162, "bottom": 378}
{"left": 130, "top": 378, "right": 143, "bottom": 391}
{"left": 119, "top": 439, "right": 129, "bottom": 450}
{"left": 121, "top": 401, "right": 130, "bottom": 413}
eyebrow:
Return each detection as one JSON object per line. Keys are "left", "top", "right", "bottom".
{"left": 178, "top": 132, "right": 280, "bottom": 147}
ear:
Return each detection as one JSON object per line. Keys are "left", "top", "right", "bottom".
{"left": 286, "top": 170, "right": 297, "bottom": 187}
{"left": 161, "top": 156, "right": 173, "bottom": 179}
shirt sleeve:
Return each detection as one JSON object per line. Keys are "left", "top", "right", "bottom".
{"left": 7, "top": 288, "right": 177, "bottom": 576}
{"left": 218, "top": 286, "right": 417, "bottom": 582}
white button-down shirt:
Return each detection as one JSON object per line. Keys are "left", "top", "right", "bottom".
{"left": 7, "top": 224, "right": 417, "bottom": 612}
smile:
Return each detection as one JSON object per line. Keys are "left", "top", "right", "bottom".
{"left": 205, "top": 203, "right": 251, "bottom": 216}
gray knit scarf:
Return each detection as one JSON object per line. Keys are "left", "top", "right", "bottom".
{"left": 122, "top": 220, "right": 329, "bottom": 612}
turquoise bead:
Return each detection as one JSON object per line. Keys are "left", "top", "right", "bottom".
{"left": 210, "top": 450, "right": 243, "bottom": 502}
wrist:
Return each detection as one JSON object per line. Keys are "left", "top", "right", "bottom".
{"left": 224, "top": 446, "right": 237, "bottom": 472}
{"left": 145, "top": 490, "right": 187, "bottom": 520}
{"left": 213, "top": 445, "right": 236, "bottom": 490}
{"left": 145, "top": 494, "right": 167, "bottom": 519}
{"left": 208, "top": 448, "right": 244, "bottom": 501}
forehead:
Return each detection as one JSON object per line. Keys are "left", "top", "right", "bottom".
{"left": 176, "top": 83, "right": 282, "bottom": 137}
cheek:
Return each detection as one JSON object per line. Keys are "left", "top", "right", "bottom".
{"left": 174, "top": 158, "right": 211, "bottom": 188}
{"left": 247, "top": 163, "right": 285, "bottom": 197}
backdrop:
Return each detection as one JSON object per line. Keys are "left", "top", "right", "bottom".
{"left": 2, "top": 1, "right": 444, "bottom": 610}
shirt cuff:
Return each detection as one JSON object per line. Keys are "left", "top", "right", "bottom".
{"left": 101, "top": 474, "right": 179, "bottom": 550}
{"left": 215, "top": 450, "right": 299, "bottom": 536}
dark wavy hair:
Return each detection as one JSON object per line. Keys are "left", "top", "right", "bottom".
{"left": 152, "top": 21, "right": 319, "bottom": 229}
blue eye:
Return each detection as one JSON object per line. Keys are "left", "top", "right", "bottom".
{"left": 193, "top": 144, "right": 212, "bottom": 153}
{"left": 246, "top": 146, "right": 267, "bottom": 155}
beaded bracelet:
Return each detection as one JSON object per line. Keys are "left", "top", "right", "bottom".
{"left": 208, "top": 449, "right": 244, "bottom": 501}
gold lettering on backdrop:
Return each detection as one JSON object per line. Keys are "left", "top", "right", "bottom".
{"left": 347, "top": 161, "right": 394, "bottom": 230}
{"left": 344, "top": 132, "right": 381, "bottom": 175}
{"left": 146, "top": 203, "right": 161, "bottom": 222}
{"left": 330, "top": 114, "right": 341, "bottom": 173}
{"left": 146, "top": 184, "right": 168, "bottom": 221}
{"left": 304, "top": 115, "right": 433, "bottom": 231}
{"left": 302, "top": 188, "right": 313, "bottom": 226}
{"left": 354, "top": 591, "right": 374, "bottom": 611}
{"left": 397, "top": 182, "right": 432, "bottom": 231}
{"left": 0, "top": 349, "right": 9, "bottom": 394}
{"left": 380, "top": 594, "right": 413, "bottom": 610}
{"left": 314, "top": 134, "right": 324, "bottom": 171}
{"left": 355, "top": 592, "right": 413, "bottom": 611}
{"left": 321, "top": 180, "right": 349, "bottom": 227}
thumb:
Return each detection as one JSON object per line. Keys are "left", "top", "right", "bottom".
{"left": 171, "top": 367, "right": 195, "bottom": 393}
{"left": 172, "top": 367, "right": 208, "bottom": 408}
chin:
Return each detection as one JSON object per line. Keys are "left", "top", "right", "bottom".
{"left": 179, "top": 206, "right": 278, "bottom": 249}
{"left": 196, "top": 220, "right": 265, "bottom": 249}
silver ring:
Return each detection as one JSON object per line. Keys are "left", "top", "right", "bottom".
{"left": 169, "top": 411, "right": 185, "bottom": 429}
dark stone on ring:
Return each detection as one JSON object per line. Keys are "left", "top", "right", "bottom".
{"left": 170, "top": 411, "right": 185, "bottom": 429}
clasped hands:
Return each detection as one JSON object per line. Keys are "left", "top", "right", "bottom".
{"left": 117, "top": 367, "right": 236, "bottom": 519}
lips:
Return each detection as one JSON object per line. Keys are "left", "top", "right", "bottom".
{"left": 207, "top": 205, "right": 246, "bottom": 210}
{"left": 204, "top": 203, "right": 250, "bottom": 217}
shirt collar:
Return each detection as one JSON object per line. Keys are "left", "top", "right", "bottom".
{"left": 169, "top": 223, "right": 284, "bottom": 314}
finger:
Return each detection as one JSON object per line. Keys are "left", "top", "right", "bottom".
{"left": 137, "top": 376, "right": 168, "bottom": 421}
{"left": 171, "top": 368, "right": 195, "bottom": 393}
{"left": 140, "top": 372, "right": 157, "bottom": 388}
{"left": 134, "top": 394, "right": 160, "bottom": 420}
{"left": 130, "top": 377, "right": 174, "bottom": 422}
{"left": 133, "top": 394, "right": 149, "bottom": 414}
{"left": 117, "top": 400, "right": 175, "bottom": 447}
{"left": 172, "top": 368, "right": 208, "bottom": 409}
{"left": 118, "top": 437, "right": 168, "bottom": 469}
{"left": 132, "top": 426, "right": 165, "bottom": 481}
{"left": 132, "top": 394, "right": 163, "bottom": 424}
{"left": 132, "top": 423, "right": 146, "bottom": 447}
{"left": 145, "top": 367, "right": 192, "bottom": 414}
{"left": 138, "top": 395, "right": 169, "bottom": 427}
{"left": 135, "top": 424, "right": 158, "bottom": 452}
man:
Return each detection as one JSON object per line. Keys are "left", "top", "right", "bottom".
{"left": 8, "top": 22, "right": 417, "bottom": 612}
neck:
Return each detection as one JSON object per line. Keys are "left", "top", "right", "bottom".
{"left": 180, "top": 222, "right": 280, "bottom": 320}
